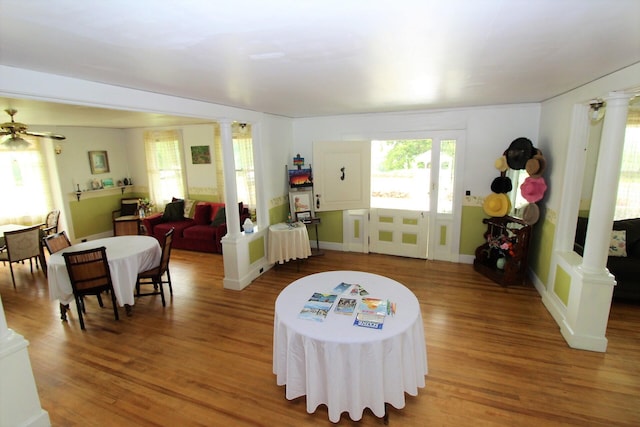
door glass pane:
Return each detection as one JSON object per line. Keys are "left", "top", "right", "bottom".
{"left": 437, "top": 140, "right": 456, "bottom": 214}
{"left": 371, "top": 139, "right": 432, "bottom": 210}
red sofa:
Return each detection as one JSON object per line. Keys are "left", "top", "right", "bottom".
{"left": 142, "top": 201, "right": 249, "bottom": 254}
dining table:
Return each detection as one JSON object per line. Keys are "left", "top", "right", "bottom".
{"left": 47, "top": 235, "right": 161, "bottom": 316}
{"left": 273, "top": 270, "right": 428, "bottom": 423}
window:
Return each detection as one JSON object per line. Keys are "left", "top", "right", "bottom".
{"left": 614, "top": 109, "right": 640, "bottom": 220}
{"left": 144, "top": 130, "right": 186, "bottom": 208}
{"left": 233, "top": 129, "right": 256, "bottom": 216}
{"left": 0, "top": 137, "right": 51, "bottom": 224}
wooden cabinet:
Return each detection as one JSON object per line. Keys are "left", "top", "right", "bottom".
{"left": 473, "top": 215, "right": 531, "bottom": 286}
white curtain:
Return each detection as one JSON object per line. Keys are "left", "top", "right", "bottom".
{"left": 0, "top": 137, "right": 51, "bottom": 225}
{"left": 233, "top": 135, "right": 256, "bottom": 211}
{"left": 614, "top": 110, "right": 640, "bottom": 220}
{"left": 144, "top": 130, "right": 186, "bottom": 210}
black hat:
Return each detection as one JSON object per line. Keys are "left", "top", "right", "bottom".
{"left": 506, "top": 137, "right": 534, "bottom": 170}
{"left": 490, "top": 175, "right": 513, "bottom": 194}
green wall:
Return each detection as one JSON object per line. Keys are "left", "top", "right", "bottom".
{"left": 460, "top": 205, "right": 489, "bottom": 256}
{"left": 554, "top": 264, "right": 571, "bottom": 305}
{"left": 249, "top": 236, "right": 265, "bottom": 264}
{"left": 70, "top": 191, "right": 145, "bottom": 238}
{"left": 530, "top": 217, "right": 554, "bottom": 288}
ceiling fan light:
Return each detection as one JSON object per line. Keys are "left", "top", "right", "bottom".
{"left": 1, "top": 135, "right": 31, "bottom": 149}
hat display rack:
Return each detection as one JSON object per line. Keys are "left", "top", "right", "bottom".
{"left": 482, "top": 137, "right": 547, "bottom": 225}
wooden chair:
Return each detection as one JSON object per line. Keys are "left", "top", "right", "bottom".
{"left": 0, "top": 225, "right": 44, "bottom": 288}
{"left": 43, "top": 230, "right": 71, "bottom": 255}
{"left": 62, "top": 246, "right": 119, "bottom": 330}
{"left": 112, "top": 198, "right": 139, "bottom": 220}
{"left": 42, "top": 209, "right": 61, "bottom": 237}
{"left": 113, "top": 217, "right": 141, "bottom": 236}
{"left": 136, "top": 228, "right": 175, "bottom": 306}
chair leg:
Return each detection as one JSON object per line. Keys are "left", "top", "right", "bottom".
{"left": 158, "top": 281, "right": 166, "bottom": 307}
{"left": 9, "top": 263, "right": 16, "bottom": 288}
{"left": 96, "top": 293, "right": 104, "bottom": 307}
{"left": 109, "top": 290, "right": 120, "bottom": 321}
{"left": 166, "top": 270, "right": 173, "bottom": 296}
{"left": 75, "top": 296, "right": 86, "bottom": 330}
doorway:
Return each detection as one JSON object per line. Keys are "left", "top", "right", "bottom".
{"left": 368, "top": 133, "right": 462, "bottom": 261}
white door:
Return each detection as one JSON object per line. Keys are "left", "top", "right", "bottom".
{"left": 368, "top": 133, "right": 463, "bottom": 261}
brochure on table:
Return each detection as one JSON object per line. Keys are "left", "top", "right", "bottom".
{"left": 297, "top": 282, "right": 396, "bottom": 329}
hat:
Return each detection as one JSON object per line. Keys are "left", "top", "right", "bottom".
{"left": 506, "top": 137, "right": 534, "bottom": 170}
{"left": 483, "top": 193, "right": 511, "bottom": 217}
{"left": 521, "top": 203, "right": 540, "bottom": 225}
{"left": 525, "top": 153, "right": 547, "bottom": 178}
{"left": 494, "top": 155, "right": 509, "bottom": 172}
{"left": 490, "top": 175, "right": 513, "bottom": 194}
{"left": 520, "top": 176, "right": 547, "bottom": 203}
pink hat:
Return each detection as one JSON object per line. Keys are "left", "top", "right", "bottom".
{"left": 520, "top": 176, "right": 547, "bottom": 203}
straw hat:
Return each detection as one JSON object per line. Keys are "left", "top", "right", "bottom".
{"left": 521, "top": 203, "right": 540, "bottom": 225}
{"left": 520, "top": 176, "right": 547, "bottom": 203}
{"left": 506, "top": 137, "right": 534, "bottom": 170}
{"left": 525, "top": 153, "right": 547, "bottom": 178}
{"left": 483, "top": 193, "right": 511, "bottom": 217}
{"left": 494, "top": 155, "right": 509, "bottom": 172}
{"left": 490, "top": 175, "right": 513, "bottom": 194}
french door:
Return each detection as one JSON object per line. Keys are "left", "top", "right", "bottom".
{"left": 368, "top": 133, "right": 463, "bottom": 261}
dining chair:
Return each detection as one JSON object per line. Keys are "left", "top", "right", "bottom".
{"left": 62, "top": 246, "right": 119, "bottom": 330}
{"left": 136, "top": 228, "right": 175, "bottom": 306}
{"left": 42, "top": 209, "right": 61, "bottom": 237}
{"left": 43, "top": 230, "right": 71, "bottom": 255}
{"left": 113, "top": 217, "right": 141, "bottom": 236}
{"left": 0, "top": 225, "right": 44, "bottom": 288}
{"left": 112, "top": 198, "right": 139, "bottom": 220}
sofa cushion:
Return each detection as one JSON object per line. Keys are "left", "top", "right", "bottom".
{"left": 183, "top": 224, "right": 217, "bottom": 241}
{"left": 193, "top": 203, "right": 212, "bottom": 226}
{"left": 155, "top": 219, "right": 193, "bottom": 238}
{"left": 163, "top": 200, "right": 185, "bottom": 222}
{"left": 211, "top": 207, "right": 226, "bottom": 227}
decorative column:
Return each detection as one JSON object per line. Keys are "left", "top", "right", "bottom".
{"left": 581, "top": 92, "right": 631, "bottom": 272}
{"left": 0, "top": 295, "right": 51, "bottom": 427}
{"left": 561, "top": 92, "right": 632, "bottom": 352}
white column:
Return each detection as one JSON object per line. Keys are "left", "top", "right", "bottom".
{"left": 219, "top": 119, "right": 241, "bottom": 238}
{"left": 581, "top": 92, "right": 631, "bottom": 273}
{"left": 0, "top": 295, "right": 51, "bottom": 427}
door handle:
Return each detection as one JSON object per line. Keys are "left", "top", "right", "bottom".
{"left": 316, "top": 194, "right": 321, "bottom": 209}
{"left": 340, "top": 167, "right": 345, "bottom": 181}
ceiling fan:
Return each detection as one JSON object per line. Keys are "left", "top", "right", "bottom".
{"left": 1, "top": 108, "right": 66, "bottom": 149}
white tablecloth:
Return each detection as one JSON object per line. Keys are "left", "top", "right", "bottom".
{"left": 273, "top": 271, "right": 428, "bottom": 423}
{"left": 47, "top": 236, "right": 161, "bottom": 306}
{"left": 268, "top": 222, "right": 312, "bottom": 264}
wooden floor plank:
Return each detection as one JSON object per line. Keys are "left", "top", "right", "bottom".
{"left": 1, "top": 249, "right": 639, "bottom": 426}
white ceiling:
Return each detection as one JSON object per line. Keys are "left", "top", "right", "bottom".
{"left": 1, "top": 0, "right": 639, "bottom": 128}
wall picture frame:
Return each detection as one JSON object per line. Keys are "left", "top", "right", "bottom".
{"left": 191, "top": 145, "right": 211, "bottom": 164}
{"left": 89, "top": 150, "right": 110, "bottom": 174}
{"left": 290, "top": 190, "right": 313, "bottom": 217}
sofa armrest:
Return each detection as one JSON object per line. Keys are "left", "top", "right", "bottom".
{"left": 141, "top": 213, "right": 163, "bottom": 235}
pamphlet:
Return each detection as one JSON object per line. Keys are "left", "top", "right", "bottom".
{"left": 332, "top": 282, "right": 353, "bottom": 294}
{"left": 334, "top": 297, "right": 357, "bottom": 315}
{"left": 352, "top": 297, "right": 395, "bottom": 329}
{"left": 298, "top": 293, "right": 338, "bottom": 322}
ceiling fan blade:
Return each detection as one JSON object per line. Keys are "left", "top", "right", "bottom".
{"left": 24, "top": 131, "right": 66, "bottom": 140}
{"left": 0, "top": 130, "right": 11, "bottom": 136}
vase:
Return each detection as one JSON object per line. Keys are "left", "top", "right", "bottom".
{"left": 496, "top": 256, "right": 506, "bottom": 270}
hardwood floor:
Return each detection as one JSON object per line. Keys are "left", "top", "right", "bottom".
{"left": 2, "top": 249, "right": 639, "bottom": 426}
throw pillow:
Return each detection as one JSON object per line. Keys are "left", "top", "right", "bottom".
{"left": 211, "top": 207, "right": 226, "bottom": 227}
{"left": 184, "top": 199, "right": 196, "bottom": 218}
{"left": 193, "top": 204, "right": 212, "bottom": 226}
{"left": 162, "top": 200, "right": 185, "bottom": 222}
{"left": 609, "top": 230, "right": 627, "bottom": 257}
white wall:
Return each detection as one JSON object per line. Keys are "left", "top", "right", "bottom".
{"left": 293, "top": 104, "right": 541, "bottom": 199}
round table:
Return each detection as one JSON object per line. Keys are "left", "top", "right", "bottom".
{"left": 273, "top": 271, "right": 428, "bottom": 423}
{"left": 268, "top": 222, "right": 311, "bottom": 264}
{"left": 47, "top": 236, "right": 161, "bottom": 307}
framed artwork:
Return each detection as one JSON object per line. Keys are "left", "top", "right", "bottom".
{"left": 101, "top": 178, "right": 114, "bottom": 188}
{"left": 89, "top": 151, "right": 110, "bottom": 174}
{"left": 288, "top": 168, "right": 313, "bottom": 187}
{"left": 191, "top": 145, "right": 211, "bottom": 164}
{"left": 290, "top": 190, "right": 313, "bottom": 217}
{"left": 296, "top": 210, "right": 312, "bottom": 222}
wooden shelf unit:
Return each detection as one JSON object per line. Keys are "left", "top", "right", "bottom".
{"left": 473, "top": 215, "right": 531, "bottom": 286}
